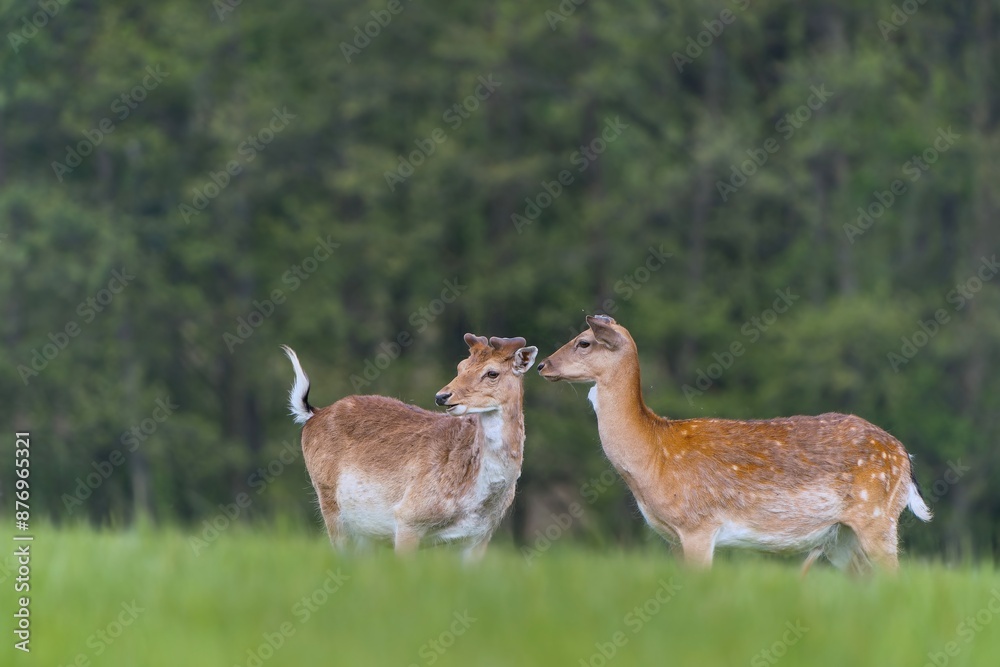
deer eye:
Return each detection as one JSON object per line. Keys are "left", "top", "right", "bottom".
{"left": 578, "top": 340, "right": 591, "bottom": 349}
{"left": 486, "top": 370, "right": 499, "bottom": 379}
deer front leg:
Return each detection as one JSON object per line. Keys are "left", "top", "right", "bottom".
{"left": 393, "top": 524, "right": 422, "bottom": 555}
{"left": 679, "top": 528, "right": 717, "bottom": 569}
{"left": 462, "top": 537, "right": 490, "bottom": 564}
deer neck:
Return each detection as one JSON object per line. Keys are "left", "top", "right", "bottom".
{"left": 589, "top": 360, "right": 661, "bottom": 477}
{"left": 476, "top": 391, "right": 525, "bottom": 465}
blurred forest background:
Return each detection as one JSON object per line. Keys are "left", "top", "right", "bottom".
{"left": 1, "top": 0, "right": 998, "bottom": 560}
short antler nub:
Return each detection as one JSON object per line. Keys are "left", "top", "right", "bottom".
{"left": 464, "top": 333, "right": 489, "bottom": 349}
{"left": 489, "top": 336, "right": 527, "bottom": 351}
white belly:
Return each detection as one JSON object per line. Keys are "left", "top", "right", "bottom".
{"left": 714, "top": 521, "right": 839, "bottom": 553}
{"left": 335, "top": 458, "right": 516, "bottom": 545}
{"left": 336, "top": 470, "right": 397, "bottom": 538}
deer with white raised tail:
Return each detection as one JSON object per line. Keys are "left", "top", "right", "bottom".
{"left": 537, "top": 315, "right": 931, "bottom": 573}
{"left": 281, "top": 335, "right": 537, "bottom": 560}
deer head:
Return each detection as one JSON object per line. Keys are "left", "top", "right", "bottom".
{"left": 537, "top": 315, "right": 636, "bottom": 384}
{"left": 435, "top": 334, "right": 537, "bottom": 415}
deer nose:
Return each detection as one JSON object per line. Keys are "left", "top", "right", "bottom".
{"left": 536, "top": 361, "right": 546, "bottom": 371}
{"left": 435, "top": 392, "right": 452, "bottom": 406}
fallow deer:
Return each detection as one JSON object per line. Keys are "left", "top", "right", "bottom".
{"left": 281, "top": 335, "right": 537, "bottom": 560}
{"left": 537, "top": 315, "right": 931, "bottom": 572}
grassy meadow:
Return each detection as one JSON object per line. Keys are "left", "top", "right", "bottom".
{"left": 4, "top": 526, "right": 1000, "bottom": 667}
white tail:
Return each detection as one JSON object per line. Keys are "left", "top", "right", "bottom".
{"left": 907, "top": 478, "right": 933, "bottom": 522}
{"left": 282, "top": 335, "right": 537, "bottom": 560}
{"left": 538, "top": 315, "right": 931, "bottom": 574}
{"left": 280, "top": 345, "right": 315, "bottom": 425}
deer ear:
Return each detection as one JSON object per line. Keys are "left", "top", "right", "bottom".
{"left": 512, "top": 346, "right": 538, "bottom": 375}
{"left": 586, "top": 315, "right": 622, "bottom": 350}
{"left": 464, "top": 333, "right": 488, "bottom": 349}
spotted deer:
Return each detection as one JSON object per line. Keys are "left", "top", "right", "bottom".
{"left": 537, "top": 315, "right": 931, "bottom": 573}
{"left": 281, "top": 335, "right": 537, "bottom": 560}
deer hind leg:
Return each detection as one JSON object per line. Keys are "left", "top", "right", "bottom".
{"left": 315, "top": 485, "right": 346, "bottom": 550}
{"left": 851, "top": 519, "right": 900, "bottom": 572}
{"left": 803, "top": 524, "right": 854, "bottom": 576}
{"left": 823, "top": 524, "right": 869, "bottom": 574}
{"left": 800, "top": 548, "right": 825, "bottom": 576}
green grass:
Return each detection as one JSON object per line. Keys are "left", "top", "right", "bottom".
{"left": 5, "top": 526, "right": 1000, "bottom": 667}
